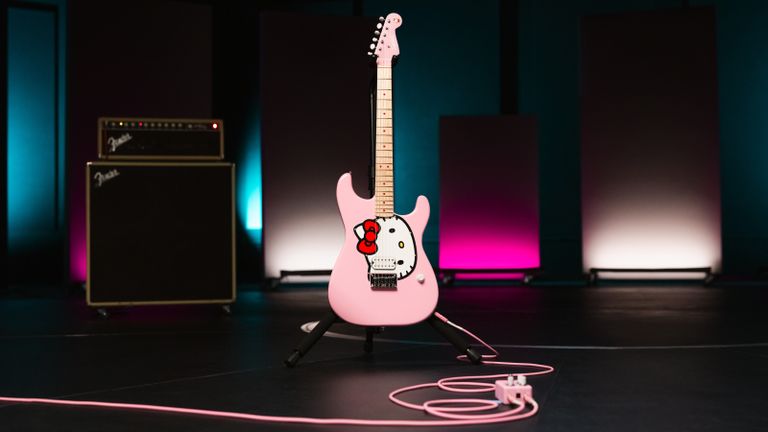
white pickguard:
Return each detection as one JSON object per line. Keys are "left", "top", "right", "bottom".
{"left": 354, "top": 216, "right": 417, "bottom": 279}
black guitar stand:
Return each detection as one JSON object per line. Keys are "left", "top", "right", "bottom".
{"left": 284, "top": 310, "right": 483, "bottom": 367}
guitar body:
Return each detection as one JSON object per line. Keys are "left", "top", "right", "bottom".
{"left": 327, "top": 13, "right": 436, "bottom": 326}
{"left": 328, "top": 173, "right": 438, "bottom": 326}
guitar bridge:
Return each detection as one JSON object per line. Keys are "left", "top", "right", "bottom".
{"left": 369, "top": 272, "right": 397, "bottom": 290}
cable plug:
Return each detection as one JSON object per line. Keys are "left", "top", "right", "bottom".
{"left": 494, "top": 375, "right": 532, "bottom": 406}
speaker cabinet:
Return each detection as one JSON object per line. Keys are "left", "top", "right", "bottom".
{"left": 87, "top": 162, "right": 235, "bottom": 306}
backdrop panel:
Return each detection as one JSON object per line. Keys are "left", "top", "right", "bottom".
{"left": 68, "top": 0, "right": 212, "bottom": 282}
{"left": 7, "top": 4, "right": 64, "bottom": 284}
{"left": 261, "top": 12, "right": 373, "bottom": 279}
{"left": 580, "top": 8, "right": 721, "bottom": 274}
{"left": 439, "top": 116, "right": 539, "bottom": 273}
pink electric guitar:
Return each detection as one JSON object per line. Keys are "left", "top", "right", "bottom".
{"left": 328, "top": 13, "right": 439, "bottom": 326}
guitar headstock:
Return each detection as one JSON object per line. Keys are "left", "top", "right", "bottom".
{"left": 367, "top": 13, "right": 402, "bottom": 66}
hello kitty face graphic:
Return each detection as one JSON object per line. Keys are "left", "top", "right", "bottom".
{"left": 354, "top": 215, "right": 417, "bottom": 279}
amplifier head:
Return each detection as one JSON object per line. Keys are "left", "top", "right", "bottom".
{"left": 98, "top": 117, "right": 224, "bottom": 160}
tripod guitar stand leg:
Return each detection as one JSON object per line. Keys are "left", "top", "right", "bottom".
{"left": 284, "top": 311, "right": 339, "bottom": 367}
{"left": 426, "top": 314, "right": 483, "bottom": 364}
{"left": 284, "top": 311, "right": 483, "bottom": 367}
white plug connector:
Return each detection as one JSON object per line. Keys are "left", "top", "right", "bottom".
{"left": 494, "top": 374, "right": 532, "bottom": 405}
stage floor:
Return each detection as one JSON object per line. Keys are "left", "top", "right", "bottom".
{"left": 1, "top": 283, "right": 767, "bottom": 431}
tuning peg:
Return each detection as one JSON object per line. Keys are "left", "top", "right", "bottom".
{"left": 378, "top": 16, "right": 385, "bottom": 22}
{"left": 374, "top": 30, "right": 380, "bottom": 36}
{"left": 372, "top": 37, "right": 378, "bottom": 42}
{"left": 370, "top": 43, "right": 376, "bottom": 49}
{"left": 368, "top": 51, "right": 373, "bottom": 56}
{"left": 376, "top": 23, "right": 382, "bottom": 29}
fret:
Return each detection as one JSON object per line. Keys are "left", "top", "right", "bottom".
{"left": 375, "top": 136, "right": 392, "bottom": 143}
{"left": 376, "top": 119, "right": 393, "bottom": 127}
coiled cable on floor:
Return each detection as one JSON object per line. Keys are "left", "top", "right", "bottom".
{"left": 0, "top": 313, "right": 554, "bottom": 427}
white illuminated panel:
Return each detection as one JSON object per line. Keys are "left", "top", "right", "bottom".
{"left": 584, "top": 206, "right": 720, "bottom": 271}
{"left": 580, "top": 9, "right": 721, "bottom": 277}
{"left": 260, "top": 13, "right": 372, "bottom": 279}
{"left": 264, "top": 213, "right": 344, "bottom": 278}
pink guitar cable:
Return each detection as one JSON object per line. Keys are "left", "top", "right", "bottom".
{"left": 0, "top": 313, "right": 554, "bottom": 427}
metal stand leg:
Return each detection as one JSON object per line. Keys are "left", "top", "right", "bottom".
{"left": 426, "top": 313, "right": 483, "bottom": 364}
{"left": 284, "top": 311, "right": 339, "bottom": 367}
{"left": 364, "top": 327, "right": 375, "bottom": 353}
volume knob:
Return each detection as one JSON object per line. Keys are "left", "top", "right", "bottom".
{"left": 416, "top": 274, "right": 425, "bottom": 284}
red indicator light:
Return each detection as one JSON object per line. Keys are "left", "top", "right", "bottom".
{"left": 139, "top": 122, "right": 143, "bottom": 127}
{"left": 212, "top": 123, "right": 218, "bottom": 129}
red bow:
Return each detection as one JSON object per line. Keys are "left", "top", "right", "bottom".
{"left": 357, "top": 219, "right": 380, "bottom": 255}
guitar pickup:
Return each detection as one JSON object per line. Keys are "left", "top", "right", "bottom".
{"left": 369, "top": 272, "right": 397, "bottom": 290}
{"left": 371, "top": 257, "right": 396, "bottom": 271}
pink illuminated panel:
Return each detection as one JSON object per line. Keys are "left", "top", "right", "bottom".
{"left": 439, "top": 116, "right": 539, "bottom": 272}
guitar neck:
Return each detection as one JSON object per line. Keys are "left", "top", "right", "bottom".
{"left": 375, "top": 65, "right": 394, "bottom": 218}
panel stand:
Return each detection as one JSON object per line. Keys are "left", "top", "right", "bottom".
{"left": 588, "top": 267, "right": 713, "bottom": 285}
{"left": 284, "top": 310, "right": 483, "bottom": 367}
{"left": 439, "top": 268, "right": 540, "bottom": 286}
{"left": 266, "top": 269, "right": 333, "bottom": 290}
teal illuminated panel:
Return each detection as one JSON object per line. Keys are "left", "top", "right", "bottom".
{"left": 241, "top": 119, "right": 263, "bottom": 244}
{"left": 7, "top": 7, "right": 58, "bottom": 249}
